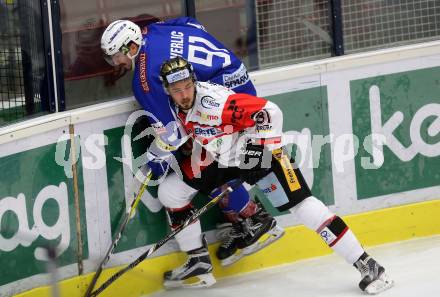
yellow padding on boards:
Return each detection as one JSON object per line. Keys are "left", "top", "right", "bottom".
{"left": 14, "top": 199, "right": 440, "bottom": 297}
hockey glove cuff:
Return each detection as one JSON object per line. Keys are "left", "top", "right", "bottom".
{"left": 146, "top": 151, "right": 170, "bottom": 179}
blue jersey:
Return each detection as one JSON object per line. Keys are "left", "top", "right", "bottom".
{"left": 132, "top": 17, "right": 256, "bottom": 146}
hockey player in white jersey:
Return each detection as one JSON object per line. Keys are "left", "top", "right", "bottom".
{"left": 100, "top": 17, "right": 285, "bottom": 288}
{"left": 156, "top": 56, "right": 394, "bottom": 294}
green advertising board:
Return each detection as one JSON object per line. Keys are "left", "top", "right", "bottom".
{"left": 351, "top": 66, "right": 440, "bottom": 199}
{"left": 0, "top": 140, "right": 88, "bottom": 286}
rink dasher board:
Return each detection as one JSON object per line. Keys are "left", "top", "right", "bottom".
{"left": 2, "top": 40, "right": 440, "bottom": 296}
{"left": 10, "top": 199, "right": 440, "bottom": 297}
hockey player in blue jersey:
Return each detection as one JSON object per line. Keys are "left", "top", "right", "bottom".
{"left": 101, "top": 17, "right": 284, "bottom": 288}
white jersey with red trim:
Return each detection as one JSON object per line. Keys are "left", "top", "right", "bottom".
{"left": 176, "top": 81, "right": 284, "bottom": 167}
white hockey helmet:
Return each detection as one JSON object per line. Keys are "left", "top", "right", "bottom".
{"left": 101, "top": 20, "right": 142, "bottom": 65}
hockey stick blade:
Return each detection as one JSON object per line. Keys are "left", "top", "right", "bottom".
{"left": 88, "top": 180, "right": 240, "bottom": 297}
{"left": 83, "top": 170, "right": 152, "bottom": 297}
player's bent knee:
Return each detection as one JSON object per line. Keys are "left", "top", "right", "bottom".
{"left": 157, "top": 172, "right": 197, "bottom": 208}
{"left": 293, "top": 196, "right": 350, "bottom": 247}
{"left": 292, "top": 196, "right": 335, "bottom": 231}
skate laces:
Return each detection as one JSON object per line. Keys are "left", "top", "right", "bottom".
{"left": 170, "top": 250, "right": 210, "bottom": 278}
{"left": 220, "top": 223, "right": 243, "bottom": 248}
{"left": 243, "top": 208, "right": 267, "bottom": 236}
{"left": 244, "top": 219, "right": 262, "bottom": 236}
{"left": 356, "top": 256, "right": 373, "bottom": 277}
{"left": 220, "top": 236, "right": 235, "bottom": 248}
{"left": 170, "top": 257, "right": 192, "bottom": 277}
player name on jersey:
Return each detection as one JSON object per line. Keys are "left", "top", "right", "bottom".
{"left": 170, "top": 31, "right": 184, "bottom": 58}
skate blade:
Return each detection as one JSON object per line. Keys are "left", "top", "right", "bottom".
{"left": 364, "top": 272, "right": 394, "bottom": 295}
{"left": 242, "top": 225, "right": 285, "bottom": 255}
{"left": 220, "top": 250, "right": 245, "bottom": 267}
{"left": 163, "top": 273, "right": 216, "bottom": 290}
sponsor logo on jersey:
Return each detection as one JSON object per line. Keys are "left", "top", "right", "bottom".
{"left": 242, "top": 150, "right": 262, "bottom": 157}
{"left": 256, "top": 124, "right": 272, "bottom": 132}
{"left": 200, "top": 96, "right": 220, "bottom": 109}
{"left": 193, "top": 126, "right": 223, "bottom": 137}
{"left": 253, "top": 109, "right": 271, "bottom": 124}
{"left": 213, "top": 138, "right": 223, "bottom": 148}
{"left": 195, "top": 111, "right": 219, "bottom": 121}
{"left": 261, "top": 183, "right": 277, "bottom": 194}
{"left": 223, "top": 63, "right": 250, "bottom": 89}
{"left": 139, "top": 53, "right": 149, "bottom": 92}
{"left": 226, "top": 99, "right": 244, "bottom": 123}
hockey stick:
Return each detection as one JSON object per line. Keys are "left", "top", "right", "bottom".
{"left": 84, "top": 169, "right": 153, "bottom": 297}
{"left": 88, "top": 180, "right": 241, "bottom": 297}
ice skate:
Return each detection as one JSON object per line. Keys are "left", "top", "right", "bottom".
{"left": 163, "top": 244, "right": 216, "bottom": 289}
{"left": 239, "top": 206, "right": 285, "bottom": 256}
{"left": 216, "top": 222, "right": 246, "bottom": 266}
{"left": 354, "top": 253, "right": 394, "bottom": 294}
{"left": 216, "top": 207, "right": 285, "bottom": 266}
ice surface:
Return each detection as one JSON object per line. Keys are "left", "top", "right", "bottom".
{"left": 148, "top": 235, "right": 440, "bottom": 297}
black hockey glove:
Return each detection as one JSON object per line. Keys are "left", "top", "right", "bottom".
{"left": 239, "top": 142, "right": 271, "bottom": 185}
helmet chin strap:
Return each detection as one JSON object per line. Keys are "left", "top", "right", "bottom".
{"left": 130, "top": 58, "right": 136, "bottom": 72}
{"left": 127, "top": 45, "right": 142, "bottom": 71}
